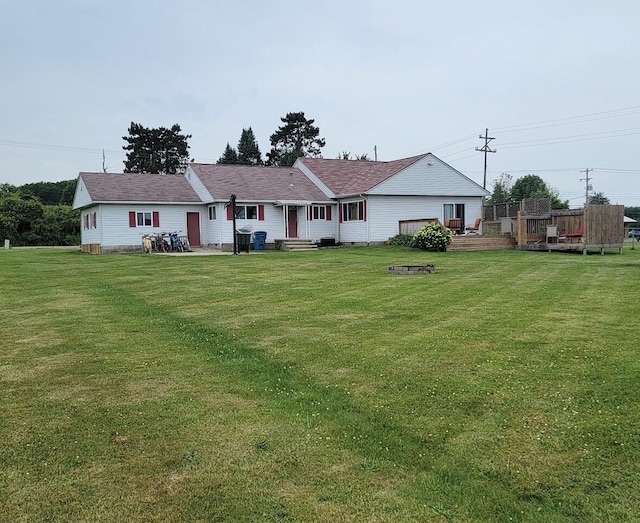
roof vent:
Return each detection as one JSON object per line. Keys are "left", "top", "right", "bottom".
{"left": 289, "top": 173, "right": 294, "bottom": 187}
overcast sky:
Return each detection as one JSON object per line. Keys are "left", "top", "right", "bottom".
{"left": 2, "top": 0, "right": 639, "bottom": 206}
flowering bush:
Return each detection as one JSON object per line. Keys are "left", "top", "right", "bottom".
{"left": 412, "top": 222, "right": 454, "bottom": 252}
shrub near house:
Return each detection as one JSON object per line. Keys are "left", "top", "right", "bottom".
{"left": 413, "top": 223, "right": 454, "bottom": 252}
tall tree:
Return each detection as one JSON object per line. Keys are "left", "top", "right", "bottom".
{"left": 237, "top": 127, "right": 262, "bottom": 165}
{"left": 217, "top": 143, "right": 239, "bottom": 164}
{"left": 588, "top": 192, "right": 610, "bottom": 205}
{"left": 122, "top": 122, "right": 191, "bottom": 174}
{"left": 510, "top": 174, "right": 569, "bottom": 209}
{"left": 486, "top": 173, "right": 513, "bottom": 204}
{"left": 21, "top": 180, "right": 76, "bottom": 206}
{"left": 266, "top": 112, "right": 325, "bottom": 167}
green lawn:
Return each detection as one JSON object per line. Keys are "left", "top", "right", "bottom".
{"left": 1, "top": 246, "right": 639, "bottom": 522}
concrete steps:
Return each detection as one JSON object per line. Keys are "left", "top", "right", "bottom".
{"left": 274, "top": 238, "right": 318, "bottom": 252}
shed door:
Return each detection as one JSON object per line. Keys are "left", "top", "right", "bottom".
{"left": 187, "top": 212, "right": 201, "bottom": 247}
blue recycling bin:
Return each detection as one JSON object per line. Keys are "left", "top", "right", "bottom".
{"left": 253, "top": 231, "right": 267, "bottom": 250}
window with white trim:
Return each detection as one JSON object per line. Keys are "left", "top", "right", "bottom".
{"left": 129, "top": 211, "right": 159, "bottom": 228}
{"left": 208, "top": 206, "right": 216, "bottom": 220}
{"left": 137, "top": 212, "right": 152, "bottom": 227}
{"left": 235, "top": 205, "right": 258, "bottom": 220}
{"left": 84, "top": 212, "right": 97, "bottom": 229}
{"left": 342, "top": 201, "right": 364, "bottom": 221}
{"left": 312, "top": 205, "right": 326, "bottom": 220}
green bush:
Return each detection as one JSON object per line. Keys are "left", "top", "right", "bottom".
{"left": 388, "top": 234, "right": 415, "bottom": 247}
{"left": 412, "top": 222, "right": 453, "bottom": 252}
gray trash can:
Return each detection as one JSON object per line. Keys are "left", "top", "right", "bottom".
{"left": 236, "top": 231, "right": 252, "bottom": 253}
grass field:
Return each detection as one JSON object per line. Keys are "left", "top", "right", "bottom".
{"left": 1, "top": 246, "right": 639, "bottom": 522}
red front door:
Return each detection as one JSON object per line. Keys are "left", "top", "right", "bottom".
{"left": 287, "top": 207, "right": 298, "bottom": 238}
{"left": 186, "top": 212, "right": 201, "bottom": 247}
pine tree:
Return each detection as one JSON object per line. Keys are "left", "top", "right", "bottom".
{"left": 237, "top": 127, "right": 262, "bottom": 165}
{"left": 266, "top": 112, "right": 326, "bottom": 167}
{"left": 217, "top": 143, "right": 239, "bottom": 164}
{"left": 122, "top": 123, "right": 191, "bottom": 174}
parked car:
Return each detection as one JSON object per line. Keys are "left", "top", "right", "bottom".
{"left": 629, "top": 229, "right": 640, "bottom": 240}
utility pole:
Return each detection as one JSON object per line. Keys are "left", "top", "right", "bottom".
{"left": 580, "top": 168, "right": 592, "bottom": 206}
{"left": 476, "top": 128, "right": 496, "bottom": 189}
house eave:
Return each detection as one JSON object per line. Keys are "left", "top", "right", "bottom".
{"left": 274, "top": 200, "right": 314, "bottom": 207}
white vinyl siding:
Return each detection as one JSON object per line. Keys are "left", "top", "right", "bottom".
{"left": 184, "top": 167, "right": 214, "bottom": 202}
{"left": 79, "top": 205, "right": 102, "bottom": 245}
{"left": 369, "top": 155, "right": 488, "bottom": 197}
{"left": 93, "top": 204, "right": 206, "bottom": 251}
{"left": 72, "top": 178, "right": 93, "bottom": 209}
{"left": 364, "top": 195, "right": 484, "bottom": 243}
{"left": 204, "top": 202, "right": 280, "bottom": 246}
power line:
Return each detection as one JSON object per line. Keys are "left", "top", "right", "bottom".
{"left": 427, "top": 133, "right": 478, "bottom": 152}
{"left": 503, "top": 131, "right": 640, "bottom": 149}
{"left": 492, "top": 105, "right": 640, "bottom": 133}
{"left": 498, "top": 127, "right": 640, "bottom": 147}
{"left": 0, "top": 139, "right": 123, "bottom": 156}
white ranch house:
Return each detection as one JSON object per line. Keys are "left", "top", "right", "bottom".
{"left": 73, "top": 153, "right": 489, "bottom": 253}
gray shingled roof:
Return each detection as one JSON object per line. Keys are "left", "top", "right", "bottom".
{"left": 298, "top": 154, "right": 428, "bottom": 195}
{"left": 189, "top": 164, "right": 330, "bottom": 202}
{"left": 79, "top": 173, "right": 202, "bottom": 203}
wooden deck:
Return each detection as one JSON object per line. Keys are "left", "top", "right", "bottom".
{"left": 514, "top": 205, "right": 624, "bottom": 255}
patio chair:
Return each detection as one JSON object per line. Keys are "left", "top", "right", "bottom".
{"left": 465, "top": 218, "right": 481, "bottom": 234}
{"left": 559, "top": 224, "right": 584, "bottom": 242}
{"left": 445, "top": 218, "right": 463, "bottom": 234}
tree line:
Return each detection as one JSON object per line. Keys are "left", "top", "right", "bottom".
{"left": 123, "top": 111, "right": 326, "bottom": 173}
{"left": 0, "top": 181, "right": 79, "bottom": 246}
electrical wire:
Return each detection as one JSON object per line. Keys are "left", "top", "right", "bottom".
{"left": 492, "top": 105, "right": 640, "bottom": 133}
{"left": 0, "top": 139, "right": 123, "bottom": 156}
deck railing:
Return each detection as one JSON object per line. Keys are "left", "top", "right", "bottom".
{"left": 515, "top": 205, "right": 624, "bottom": 247}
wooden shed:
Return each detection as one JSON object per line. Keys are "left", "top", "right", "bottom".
{"left": 515, "top": 204, "right": 625, "bottom": 254}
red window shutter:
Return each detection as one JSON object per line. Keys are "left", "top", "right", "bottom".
{"left": 326, "top": 206, "right": 332, "bottom": 221}
{"left": 129, "top": 211, "right": 136, "bottom": 228}
{"left": 339, "top": 204, "right": 343, "bottom": 223}
{"left": 152, "top": 211, "right": 160, "bottom": 228}
{"left": 226, "top": 205, "right": 234, "bottom": 220}
{"left": 258, "top": 205, "right": 265, "bottom": 221}
{"left": 363, "top": 200, "right": 367, "bottom": 222}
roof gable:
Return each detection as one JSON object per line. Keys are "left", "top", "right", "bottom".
{"left": 370, "top": 154, "right": 489, "bottom": 197}
{"left": 76, "top": 173, "right": 202, "bottom": 206}
{"left": 297, "top": 154, "right": 428, "bottom": 196}
{"left": 188, "top": 164, "right": 330, "bottom": 202}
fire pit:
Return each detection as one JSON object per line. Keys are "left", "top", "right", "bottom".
{"left": 388, "top": 265, "right": 436, "bottom": 275}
